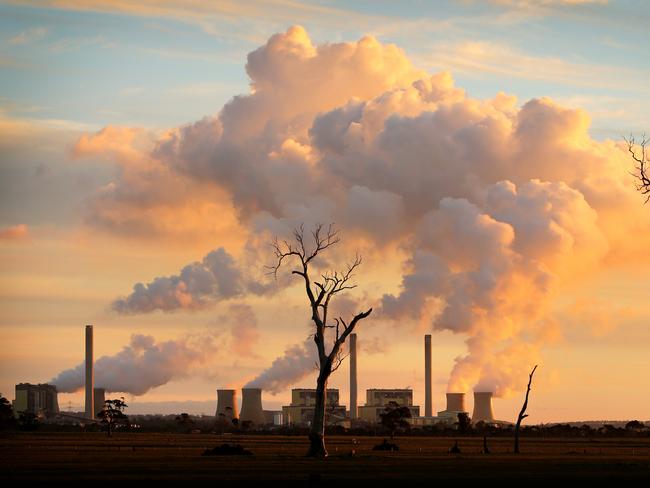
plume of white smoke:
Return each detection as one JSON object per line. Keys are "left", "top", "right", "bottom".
{"left": 51, "top": 333, "right": 215, "bottom": 395}
{"left": 244, "top": 337, "right": 317, "bottom": 394}
{"left": 111, "top": 247, "right": 272, "bottom": 314}
{"left": 73, "top": 26, "right": 648, "bottom": 397}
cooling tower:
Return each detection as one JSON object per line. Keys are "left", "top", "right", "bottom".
{"left": 216, "top": 389, "right": 239, "bottom": 421}
{"left": 240, "top": 388, "right": 266, "bottom": 425}
{"left": 424, "top": 334, "right": 432, "bottom": 416}
{"left": 85, "top": 325, "right": 94, "bottom": 419}
{"left": 446, "top": 392, "right": 466, "bottom": 412}
{"left": 349, "top": 333, "right": 357, "bottom": 419}
{"left": 472, "top": 391, "right": 495, "bottom": 422}
{"left": 93, "top": 387, "right": 105, "bottom": 417}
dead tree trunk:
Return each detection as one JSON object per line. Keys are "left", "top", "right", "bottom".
{"left": 269, "top": 224, "right": 372, "bottom": 458}
{"left": 514, "top": 364, "right": 538, "bottom": 454}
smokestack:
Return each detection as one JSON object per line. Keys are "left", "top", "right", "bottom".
{"left": 93, "top": 388, "right": 105, "bottom": 418}
{"left": 216, "top": 389, "right": 238, "bottom": 421}
{"left": 446, "top": 392, "right": 466, "bottom": 412}
{"left": 240, "top": 388, "right": 265, "bottom": 425}
{"left": 350, "top": 333, "right": 357, "bottom": 420}
{"left": 424, "top": 334, "right": 432, "bottom": 416}
{"left": 472, "top": 391, "right": 495, "bottom": 422}
{"left": 85, "top": 325, "right": 94, "bottom": 419}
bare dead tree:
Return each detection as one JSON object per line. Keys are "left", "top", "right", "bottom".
{"left": 268, "top": 223, "right": 372, "bottom": 458}
{"left": 514, "top": 364, "right": 538, "bottom": 454}
{"left": 625, "top": 134, "right": 650, "bottom": 203}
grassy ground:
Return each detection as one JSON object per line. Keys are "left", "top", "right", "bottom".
{"left": 2, "top": 433, "right": 650, "bottom": 484}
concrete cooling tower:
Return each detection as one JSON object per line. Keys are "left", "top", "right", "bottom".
{"left": 216, "top": 389, "right": 238, "bottom": 421}
{"left": 446, "top": 392, "right": 466, "bottom": 412}
{"left": 472, "top": 391, "right": 495, "bottom": 422}
{"left": 240, "top": 388, "right": 265, "bottom": 425}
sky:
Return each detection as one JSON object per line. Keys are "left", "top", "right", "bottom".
{"left": 1, "top": 0, "right": 649, "bottom": 422}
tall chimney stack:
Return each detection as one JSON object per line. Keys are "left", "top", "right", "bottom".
{"left": 424, "top": 334, "right": 432, "bottom": 416}
{"left": 349, "top": 333, "right": 357, "bottom": 420}
{"left": 472, "top": 391, "right": 495, "bottom": 422}
{"left": 85, "top": 325, "right": 94, "bottom": 419}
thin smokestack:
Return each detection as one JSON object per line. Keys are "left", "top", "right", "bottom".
{"left": 350, "top": 333, "right": 357, "bottom": 420}
{"left": 424, "top": 334, "right": 432, "bottom": 416}
{"left": 85, "top": 325, "right": 94, "bottom": 419}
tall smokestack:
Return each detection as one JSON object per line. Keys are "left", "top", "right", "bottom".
{"left": 85, "top": 325, "right": 94, "bottom": 419}
{"left": 240, "top": 388, "right": 265, "bottom": 425}
{"left": 424, "top": 334, "right": 432, "bottom": 416}
{"left": 472, "top": 391, "right": 495, "bottom": 422}
{"left": 349, "top": 333, "right": 357, "bottom": 420}
{"left": 216, "top": 389, "right": 238, "bottom": 421}
{"left": 446, "top": 392, "right": 466, "bottom": 412}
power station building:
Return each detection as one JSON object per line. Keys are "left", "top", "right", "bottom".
{"left": 358, "top": 389, "right": 420, "bottom": 422}
{"left": 282, "top": 388, "right": 346, "bottom": 426}
{"left": 14, "top": 383, "right": 59, "bottom": 417}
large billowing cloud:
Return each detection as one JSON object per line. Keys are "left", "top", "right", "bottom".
{"left": 73, "top": 26, "right": 648, "bottom": 397}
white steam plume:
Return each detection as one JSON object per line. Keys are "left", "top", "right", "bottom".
{"left": 51, "top": 333, "right": 215, "bottom": 395}
{"left": 244, "top": 337, "right": 316, "bottom": 394}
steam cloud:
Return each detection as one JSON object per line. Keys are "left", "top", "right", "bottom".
{"left": 74, "top": 26, "right": 646, "bottom": 397}
{"left": 244, "top": 337, "right": 316, "bottom": 394}
{"left": 51, "top": 334, "right": 214, "bottom": 395}
{"left": 111, "top": 247, "right": 269, "bottom": 314}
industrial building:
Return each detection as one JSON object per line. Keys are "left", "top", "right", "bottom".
{"left": 358, "top": 389, "right": 420, "bottom": 422}
{"left": 282, "top": 388, "right": 346, "bottom": 426}
{"left": 14, "top": 383, "right": 59, "bottom": 417}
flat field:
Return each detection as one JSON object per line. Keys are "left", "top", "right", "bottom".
{"left": 2, "top": 433, "right": 650, "bottom": 484}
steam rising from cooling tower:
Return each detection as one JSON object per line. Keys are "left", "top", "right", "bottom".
{"left": 244, "top": 337, "right": 316, "bottom": 393}
{"left": 240, "top": 388, "right": 265, "bottom": 425}
{"left": 472, "top": 391, "right": 495, "bottom": 422}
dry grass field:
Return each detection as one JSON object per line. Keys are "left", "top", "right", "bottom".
{"left": 2, "top": 433, "right": 650, "bottom": 484}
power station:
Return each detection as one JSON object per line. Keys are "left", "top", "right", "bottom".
{"left": 12, "top": 326, "right": 501, "bottom": 427}
{"left": 217, "top": 334, "right": 500, "bottom": 427}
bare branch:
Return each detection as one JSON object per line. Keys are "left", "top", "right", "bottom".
{"left": 625, "top": 134, "right": 650, "bottom": 203}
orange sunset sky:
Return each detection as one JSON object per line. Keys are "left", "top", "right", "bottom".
{"left": 1, "top": 1, "right": 649, "bottom": 422}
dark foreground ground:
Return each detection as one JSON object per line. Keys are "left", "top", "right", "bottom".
{"left": 2, "top": 433, "right": 650, "bottom": 485}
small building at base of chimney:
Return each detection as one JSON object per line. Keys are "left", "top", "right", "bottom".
{"left": 282, "top": 388, "right": 346, "bottom": 426}
{"left": 357, "top": 389, "right": 420, "bottom": 423}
